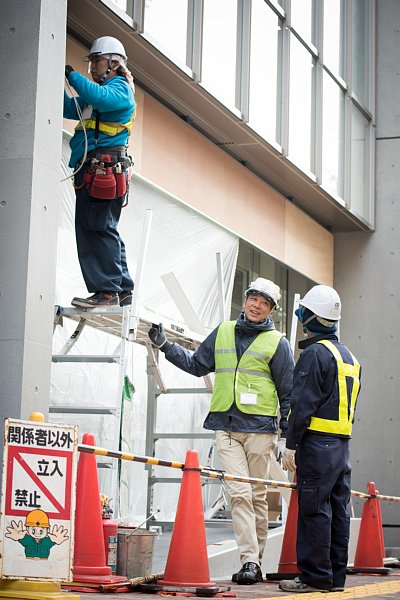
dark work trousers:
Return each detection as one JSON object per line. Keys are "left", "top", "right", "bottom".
{"left": 296, "top": 433, "right": 351, "bottom": 591}
{"left": 74, "top": 165, "right": 134, "bottom": 294}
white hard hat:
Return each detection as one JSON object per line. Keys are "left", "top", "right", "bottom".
{"left": 300, "top": 285, "right": 341, "bottom": 321}
{"left": 245, "top": 278, "right": 281, "bottom": 308}
{"left": 84, "top": 36, "right": 127, "bottom": 62}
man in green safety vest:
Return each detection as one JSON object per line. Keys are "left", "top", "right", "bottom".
{"left": 279, "top": 285, "right": 361, "bottom": 594}
{"left": 148, "top": 278, "right": 294, "bottom": 584}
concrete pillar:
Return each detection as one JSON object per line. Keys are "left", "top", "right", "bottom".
{"left": 335, "top": 0, "right": 400, "bottom": 548}
{"left": 0, "top": 2, "right": 67, "bottom": 437}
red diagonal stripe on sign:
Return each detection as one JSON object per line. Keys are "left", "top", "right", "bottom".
{"left": 15, "top": 452, "right": 64, "bottom": 513}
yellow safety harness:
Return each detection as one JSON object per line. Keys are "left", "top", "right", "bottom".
{"left": 75, "top": 107, "right": 136, "bottom": 136}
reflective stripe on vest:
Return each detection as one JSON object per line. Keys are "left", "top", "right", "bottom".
{"left": 210, "top": 321, "right": 283, "bottom": 415}
{"left": 308, "top": 339, "right": 361, "bottom": 436}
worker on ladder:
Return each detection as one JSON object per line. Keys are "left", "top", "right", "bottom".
{"left": 149, "top": 278, "right": 294, "bottom": 584}
{"left": 64, "top": 36, "right": 135, "bottom": 308}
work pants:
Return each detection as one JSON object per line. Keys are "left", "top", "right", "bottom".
{"left": 216, "top": 430, "right": 277, "bottom": 566}
{"left": 74, "top": 165, "right": 134, "bottom": 293}
{"left": 296, "top": 433, "right": 351, "bottom": 591}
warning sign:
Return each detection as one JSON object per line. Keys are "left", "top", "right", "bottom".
{"left": 0, "top": 418, "right": 78, "bottom": 581}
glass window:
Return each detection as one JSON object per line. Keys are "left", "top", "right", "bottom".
{"left": 322, "top": 72, "right": 344, "bottom": 199}
{"left": 248, "top": 1, "right": 282, "bottom": 145}
{"left": 352, "top": 0, "right": 370, "bottom": 108}
{"left": 106, "top": 0, "right": 130, "bottom": 12}
{"left": 351, "top": 106, "right": 370, "bottom": 220}
{"left": 290, "top": 0, "right": 313, "bottom": 45}
{"left": 201, "top": 0, "right": 238, "bottom": 109}
{"left": 288, "top": 34, "right": 314, "bottom": 174}
{"left": 323, "top": 0, "right": 344, "bottom": 78}
{"left": 143, "top": 0, "right": 188, "bottom": 66}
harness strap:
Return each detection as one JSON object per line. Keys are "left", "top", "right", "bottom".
{"left": 94, "top": 110, "right": 100, "bottom": 146}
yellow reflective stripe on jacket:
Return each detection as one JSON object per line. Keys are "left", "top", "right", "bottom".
{"left": 211, "top": 321, "right": 282, "bottom": 415}
{"left": 308, "top": 339, "right": 361, "bottom": 436}
{"left": 75, "top": 117, "right": 133, "bottom": 135}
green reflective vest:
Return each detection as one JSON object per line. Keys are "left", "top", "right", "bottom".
{"left": 308, "top": 339, "right": 361, "bottom": 436}
{"left": 210, "top": 321, "right": 283, "bottom": 415}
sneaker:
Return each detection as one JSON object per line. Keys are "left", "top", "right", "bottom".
{"left": 279, "top": 577, "right": 330, "bottom": 593}
{"left": 119, "top": 291, "right": 133, "bottom": 306}
{"left": 71, "top": 292, "right": 119, "bottom": 308}
{"left": 331, "top": 587, "right": 344, "bottom": 592}
{"left": 232, "top": 562, "right": 263, "bottom": 585}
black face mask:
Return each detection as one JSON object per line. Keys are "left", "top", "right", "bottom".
{"left": 296, "top": 306, "right": 337, "bottom": 335}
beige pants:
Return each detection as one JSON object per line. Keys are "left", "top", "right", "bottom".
{"left": 216, "top": 430, "right": 277, "bottom": 566}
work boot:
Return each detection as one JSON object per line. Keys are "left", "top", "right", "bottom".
{"left": 71, "top": 292, "right": 119, "bottom": 308}
{"left": 119, "top": 291, "right": 133, "bottom": 306}
{"left": 232, "top": 562, "right": 263, "bottom": 585}
{"left": 279, "top": 577, "right": 330, "bottom": 593}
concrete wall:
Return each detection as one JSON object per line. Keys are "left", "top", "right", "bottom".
{"left": 335, "top": 0, "right": 400, "bottom": 547}
{"left": 0, "top": 1, "right": 67, "bottom": 439}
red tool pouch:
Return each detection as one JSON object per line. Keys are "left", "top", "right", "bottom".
{"left": 114, "top": 171, "right": 127, "bottom": 197}
{"left": 89, "top": 154, "right": 117, "bottom": 200}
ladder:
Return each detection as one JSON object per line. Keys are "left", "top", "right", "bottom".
{"left": 51, "top": 308, "right": 212, "bottom": 518}
{"left": 52, "top": 304, "right": 133, "bottom": 512}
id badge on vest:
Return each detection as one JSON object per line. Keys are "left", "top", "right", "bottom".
{"left": 240, "top": 393, "right": 257, "bottom": 405}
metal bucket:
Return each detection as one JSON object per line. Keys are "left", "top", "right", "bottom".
{"left": 116, "top": 528, "right": 157, "bottom": 578}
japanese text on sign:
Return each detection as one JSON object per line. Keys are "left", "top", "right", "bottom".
{"left": 8, "top": 425, "right": 74, "bottom": 449}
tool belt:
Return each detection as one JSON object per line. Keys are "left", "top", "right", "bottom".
{"left": 76, "top": 149, "right": 133, "bottom": 201}
{"left": 85, "top": 146, "right": 128, "bottom": 164}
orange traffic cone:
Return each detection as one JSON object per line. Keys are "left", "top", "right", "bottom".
{"left": 158, "top": 449, "right": 216, "bottom": 588}
{"left": 349, "top": 481, "right": 390, "bottom": 574}
{"left": 72, "top": 433, "right": 127, "bottom": 585}
{"left": 266, "top": 478, "right": 300, "bottom": 580}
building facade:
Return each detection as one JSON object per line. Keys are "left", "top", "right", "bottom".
{"left": 1, "top": 0, "right": 399, "bottom": 547}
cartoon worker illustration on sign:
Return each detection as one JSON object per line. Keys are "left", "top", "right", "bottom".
{"left": 5, "top": 509, "right": 69, "bottom": 559}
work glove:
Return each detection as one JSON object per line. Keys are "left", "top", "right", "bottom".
{"left": 148, "top": 323, "right": 168, "bottom": 350}
{"left": 282, "top": 448, "right": 296, "bottom": 472}
{"left": 65, "top": 65, "right": 74, "bottom": 79}
{"left": 276, "top": 438, "right": 286, "bottom": 459}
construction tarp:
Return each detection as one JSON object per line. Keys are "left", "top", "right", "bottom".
{"left": 51, "top": 135, "right": 238, "bottom": 523}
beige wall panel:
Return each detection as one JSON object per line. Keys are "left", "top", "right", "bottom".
{"left": 131, "top": 87, "right": 144, "bottom": 170}
{"left": 285, "top": 203, "right": 333, "bottom": 285}
{"left": 140, "top": 95, "right": 286, "bottom": 259}
{"left": 64, "top": 38, "right": 87, "bottom": 135}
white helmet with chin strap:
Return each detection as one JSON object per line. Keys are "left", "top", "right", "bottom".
{"left": 84, "top": 36, "right": 127, "bottom": 62}
{"left": 84, "top": 36, "right": 128, "bottom": 84}
{"left": 300, "top": 285, "right": 341, "bottom": 323}
{"left": 245, "top": 278, "right": 281, "bottom": 308}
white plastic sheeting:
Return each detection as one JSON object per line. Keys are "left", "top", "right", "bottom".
{"left": 51, "top": 136, "right": 238, "bottom": 523}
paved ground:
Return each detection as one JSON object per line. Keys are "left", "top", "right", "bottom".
{"left": 63, "top": 571, "right": 400, "bottom": 600}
